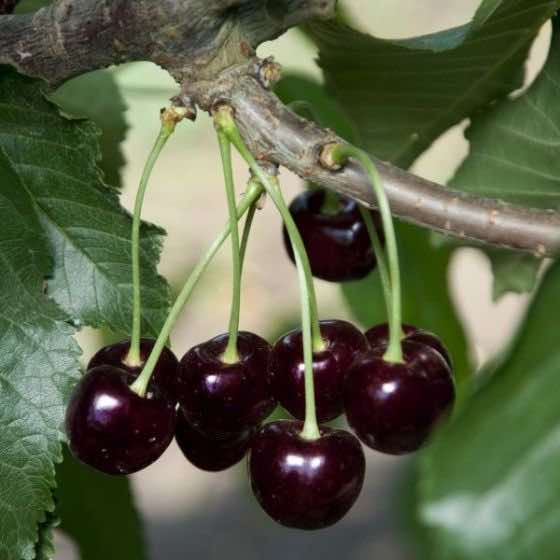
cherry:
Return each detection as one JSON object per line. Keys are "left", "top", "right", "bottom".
{"left": 284, "top": 188, "right": 383, "bottom": 282}
{"left": 344, "top": 340, "right": 455, "bottom": 455}
{"left": 175, "top": 411, "right": 255, "bottom": 472}
{"left": 248, "top": 420, "right": 365, "bottom": 530}
{"left": 176, "top": 331, "right": 276, "bottom": 435}
{"left": 269, "top": 320, "right": 368, "bottom": 422}
{"left": 65, "top": 365, "right": 176, "bottom": 475}
{"left": 88, "top": 338, "right": 179, "bottom": 397}
{"left": 365, "top": 323, "right": 452, "bottom": 368}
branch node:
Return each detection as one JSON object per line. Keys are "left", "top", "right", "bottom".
{"left": 255, "top": 56, "right": 282, "bottom": 89}
{"left": 319, "top": 142, "right": 345, "bottom": 171}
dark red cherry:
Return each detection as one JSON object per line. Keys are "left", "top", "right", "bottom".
{"left": 365, "top": 323, "right": 452, "bottom": 368}
{"left": 65, "top": 365, "right": 176, "bottom": 475}
{"left": 249, "top": 420, "right": 365, "bottom": 530}
{"left": 269, "top": 320, "right": 368, "bottom": 422}
{"left": 175, "top": 411, "right": 255, "bottom": 472}
{"left": 88, "top": 338, "right": 179, "bottom": 397}
{"left": 284, "top": 188, "right": 383, "bottom": 282}
{"left": 176, "top": 331, "right": 276, "bottom": 435}
{"left": 344, "top": 341, "right": 455, "bottom": 455}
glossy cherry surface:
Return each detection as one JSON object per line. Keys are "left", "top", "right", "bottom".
{"left": 344, "top": 341, "right": 455, "bottom": 454}
{"left": 176, "top": 331, "right": 276, "bottom": 435}
{"left": 284, "top": 188, "right": 383, "bottom": 282}
{"left": 249, "top": 420, "right": 365, "bottom": 530}
{"left": 365, "top": 323, "right": 452, "bottom": 368}
{"left": 175, "top": 411, "right": 255, "bottom": 472}
{"left": 66, "top": 365, "right": 176, "bottom": 475}
{"left": 88, "top": 338, "right": 179, "bottom": 397}
{"left": 269, "top": 320, "right": 368, "bottom": 422}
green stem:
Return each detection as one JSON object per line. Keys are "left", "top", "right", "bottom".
{"left": 329, "top": 145, "right": 403, "bottom": 363}
{"left": 215, "top": 109, "right": 322, "bottom": 440}
{"left": 358, "top": 206, "right": 392, "bottom": 323}
{"left": 130, "top": 181, "right": 264, "bottom": 398}
{"left": 239, "top": 191, "right": 258, "bottom": 274}
{"left": 217, "top": 131, "right": 241, "bottom": 364}
{"left": 126, "top": 121, "right": 176, "bottom": 367}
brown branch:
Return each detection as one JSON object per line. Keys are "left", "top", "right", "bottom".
{"left": 186, "top": 67, "right": 560, "bottom": 257}
{"left": 1, "top": 0, "right": 559, "bottom": 256}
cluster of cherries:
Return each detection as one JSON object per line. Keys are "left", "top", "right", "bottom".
{"left": 66, "top": 187, "right": 455, "bottom": 530}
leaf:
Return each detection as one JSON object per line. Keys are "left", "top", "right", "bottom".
{"left": 450, "top": 17, "right": 560, "bottom": 209}
{"left": 418, "top": 260, "right": 560, "bottom": 560}
{"left": 0, "top": 67, "right": 169, "bottom": 336}
{"left": 56, "top": 447, "right": 147, "bottom": 560}
{"left": 342, "top": 223, "right": 470, "bottom": 388}
{"left": 0, "top": 146, "right": 80, "bottom": 560}
{"left": 489, "top": 250, "right": 541, "bottom": 300}
{"left": 50, "top": 70, "right": 128, "bottom": 188}
{"left": 306, "top": 0, "right": 560, "bottom": 168}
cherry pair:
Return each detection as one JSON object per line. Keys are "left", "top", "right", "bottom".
{"left": 65, "top": 332, "right": 275, "bottom": 475}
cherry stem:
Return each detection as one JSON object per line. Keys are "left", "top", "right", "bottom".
{"left": 239, "top": 184, "right": 259, "bottom": 273}
{"left": 215, "top": 108, "right": 322, "bottom": 440}
{"left": 217, "top": 131, "right": 242, "bottom": 364}
{"left": 328, "top": 144, "right": 403, "bottom": 363}
{"left": 126, "top": 116, "right": 178, "bottom": 368}
{"left": 130, "top": 180, "right": 265, "bottom": 398}
{"left": 358, "top": 206, "right": 393, "bottom": 324}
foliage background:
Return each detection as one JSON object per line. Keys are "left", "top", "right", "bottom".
{"left": 6, "top": 1, "right": 552, "bottom": 558}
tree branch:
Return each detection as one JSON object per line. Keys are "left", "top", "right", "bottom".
{"left": 1, "top": 0, "right": 559, "bottom": 256}
{"left": 186, "top": 67, "right": 560, "bottom": 257}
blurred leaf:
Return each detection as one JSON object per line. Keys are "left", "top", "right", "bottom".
{"left": 0, "top": 145, "right": 81, "bottom": 560}
{"left": 56, "top": 448, "right": 147, "bottom": 560}
{"left": 489, "top": 250, "right": 541, "bottom": 300}
{"left": 0, "top": 67, "right": 169, "bottom": 336}
{"left": 14, "top": 0, "right": 49, "bottom": 13}
{"left": 418, "top": 260, "right": 560, "bottom": 559}
{"left": 450, "top": 17, "right": 560, "bottom": 209}
{"left": 306, "top": 0, "right": 560, "bottom": 168}
{"left": 51, "top": 70, "right": 128, "bottom": 188}
{"left": 342, "top": 223, "right": 470, "bottom": 388}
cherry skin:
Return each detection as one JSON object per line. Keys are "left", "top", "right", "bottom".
{"left": 269, "top": 320, "right": 368, "bottom": 422}
{"left": 176, "top": 331, "right": 276, "bottom": 435}
{"left": 175, "top": 411, "right": 255, "bottom": 472}
{"left": 88, "top": 338, "right": 179, "bottom": 397}
{"left": 344, "top": 340, "right": 455, "bottom": 455}
{"left": 284, "top": 188, "right": 383, "bottom": 282}
{"left": 248, "top": 420, "right": 365, "bottom": 530}
{"left": 365, "top": 323, "right": 452, "bottom": 368}
{"left": 65, "top": 365, "right": 176, "bottom": 475}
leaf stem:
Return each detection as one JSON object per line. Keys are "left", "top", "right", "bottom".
{"left": 126, "top": 117, "right": 177, "bottom": 367}
{"left": 130, "top": 181, "right": 264, "bottom": 397}
{"left": 328, "top": 144, "right": 403, "bottom": 363}
{"left": 217, "top": 131, "right": 241, "bottom": 364}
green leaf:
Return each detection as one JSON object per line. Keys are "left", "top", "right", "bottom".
{"left": 56, "top": 448, "right": 147, "bottom": 560}
{"left": 489, "top": 250, "right": 541, "bottom": 300}
{"left": 50, "top": 70, "right": 128, "bottom": 188}
{"left": 342, "top": 223, "right": 470, "bottom": 388}
{"left": 0, "top": 67, "right": 169, "bottom": 336}
{"left": 306, "top": 0, "right": 560, "bottom": 168}
{"left": 0, "top": 146, "right": 80, "bottom": 560}
{"left": 450, "top": 17, "right": 560, "bottom": 209}
{"left": 418, "top": 260, "right": 560, "bottom": 559}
